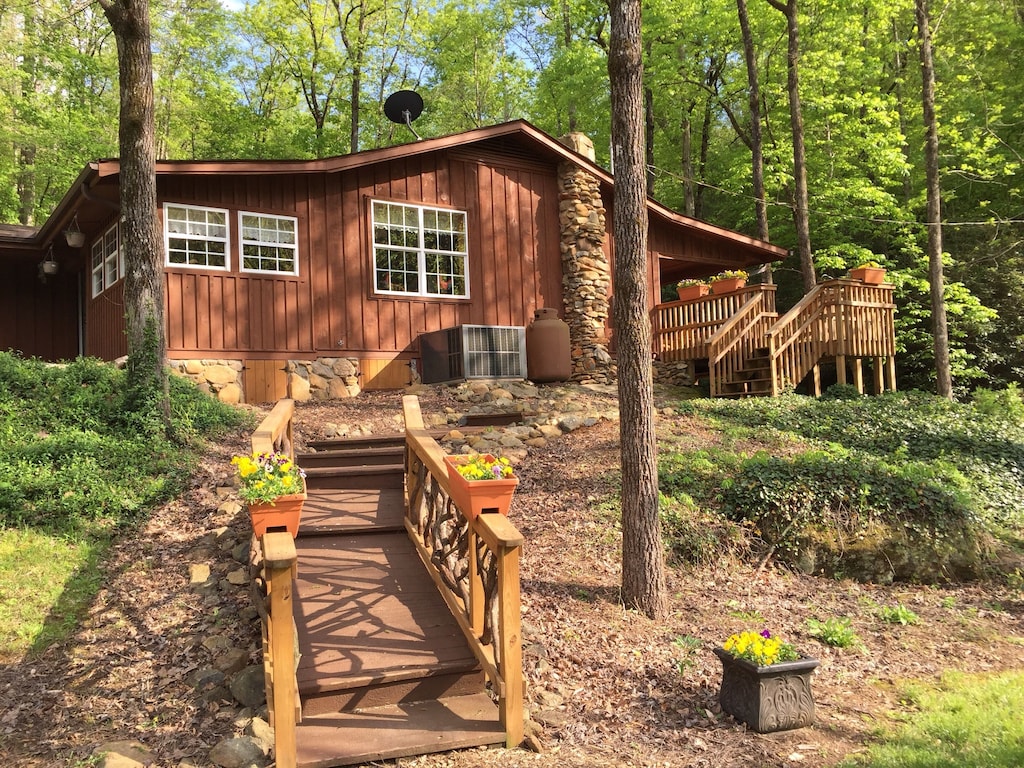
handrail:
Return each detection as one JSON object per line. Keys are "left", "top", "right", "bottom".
{"left": 251, "top": 402, "right": 301, "bottom": 768}
{"left": 402, "top": 395, "right": 524, "bottom": 748}
{"left": 705, "top": 292, "right": 777, "bottom": 397}
{"left": 263, "top": 532, "right": 298, "bottom": 768}
{"left": 652, "top": 284, "right": 777, "bottom": 362}
{"left": 252, "top": 398, "right": 295, "bottom": 458}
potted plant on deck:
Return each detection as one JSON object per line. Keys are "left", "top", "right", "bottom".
{"left": 849, "top": 261, "right": 887, "bottom": 284}
{"left": 443, "top": 453, "right": 519, "bottom": 520}
{"left": 676, "top": 279, "right": 711, "bottom": 301}
{"left": 713, "top": 629, "right": 819, "bottom": 733}
{"left": 232, "top": 451, "right": 307, "bottom": 537}
{"left": 710, "top": 269, "right": 748, "bottom": 294}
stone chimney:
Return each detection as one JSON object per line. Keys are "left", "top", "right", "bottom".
{"left": 556, "top": 133, "right": 616, "bottom": 384}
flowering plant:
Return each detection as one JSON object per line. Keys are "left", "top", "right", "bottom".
{"left": 722, "top": 629, "right": 800, "bottom": 666}
{"left": 232, "top": 451, "right": 306, "bottom": 504}
{"left": 451, "top": 454, "right": 515, "bottom": 481}
{"left": 855, "top": 261, "right": 881, "bottom": 270}
{"left": 677, "top": 278, "right": 709, "bottom": 288}
{"left": 711, "top": 269, "right": 749, "bottom": 282}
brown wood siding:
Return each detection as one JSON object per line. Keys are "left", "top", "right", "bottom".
{"left": 0, "top": 259, "right": 79, "bottom": 362}
{"left": 159, "top": 176, "right": 315, "bottom": 357}
{"left": 316, "top": 153, "right": 562, "bottom": 359}
{"left": 85, "top": 280, "right": 128, "bottom": 360}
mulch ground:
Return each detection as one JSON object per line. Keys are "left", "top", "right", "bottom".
{"left": 2, "top": 386, "right": 1022, "bottom": 768}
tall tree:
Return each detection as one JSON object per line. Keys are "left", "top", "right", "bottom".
{"left": 915, "top": 0, "right": 952, "bottom": 398}
{"left": 766, "top": 0, "right": 815, "bottom": 292}
{"left": 736, "top": 0, "right": 769, "bottom": 243}
{"left": 608, "top": 0, "right": 666, "bottom": 619}
{"left": 97, "top": 0, "right": 170, "bottom": 424}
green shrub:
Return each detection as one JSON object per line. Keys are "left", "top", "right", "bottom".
{"left": 878, "top": 603, "right": 920, "bottom": 625}
{"left": 806, "top": 616, "right": 861, "bottom": 649}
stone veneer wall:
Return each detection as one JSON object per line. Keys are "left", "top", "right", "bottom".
{"left": 170, "top": 356, "right": 363, "bottom": 404}
{"left": 652, "top": 359, "right": 695, "bottom": 387}
{"left": 170, "top": 359, "right": 244, "bottom": 404}
{"left": 557, "top": 133, "right": 616, "bottom": 385}
{"left": 286, "top": 358, "right": 361, "bottom": 400}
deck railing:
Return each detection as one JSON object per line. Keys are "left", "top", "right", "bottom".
{"left": 402, "top": 395, "right": 525, "bottom": 748}
{"left": 250, "top": 399, "right": 300, "bottom": 768}
{"left": 653, "top": 284, "right": 777, "bottom": 361}
{"left": 766, "top": 279, "right": 896, "bottom": 396}
{"left": 706, "top": 290, "right": 778, "bottom": 397}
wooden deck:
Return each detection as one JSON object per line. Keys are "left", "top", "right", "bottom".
{"left": 286, "top": 436, "right": 506, "bottom": 767}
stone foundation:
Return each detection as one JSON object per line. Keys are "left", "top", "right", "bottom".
{"left": 286, "top": 358, "right": 362, "bottom": 401}
{"left": 652, "top": 359, "right": 695, "bottom": 387}
{"left": 169, "top": 359, "right": 244, "bottom": 404}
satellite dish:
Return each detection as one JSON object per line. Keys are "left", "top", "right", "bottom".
{"left": 384, "top": 90, "right": 424, "bottom": 140}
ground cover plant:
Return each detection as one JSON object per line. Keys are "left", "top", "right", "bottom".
{"left": 0, "top": 352, "right": 248, "bottom": 659}
{"left": 661, "top": 388, "right": 1024, "bottom": 582}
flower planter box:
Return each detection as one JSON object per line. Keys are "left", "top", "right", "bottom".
{"left": 444, "top": 455, "right": 519, "bottom": 520}
{"left": 850, "top": 266, "right": 886, "bottom": 285}
{"left": 676, "top": 283, "right": 710, "bottom": 301}
{"left": 711, "top": 277, "right": 746, "bottom": 294}
{"left": 248, "top": 481, "right": 307, "bottom": 538}
{"left": 713, "top": 647, "right": 818, "bottom": 733}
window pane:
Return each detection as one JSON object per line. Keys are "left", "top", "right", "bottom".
{"left": 371, "top": 201, "right": 468, "bottom": 298}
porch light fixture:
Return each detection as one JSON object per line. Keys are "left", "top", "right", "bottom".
{"left": 64, "top": 213, "right": 85, "bottom": 248}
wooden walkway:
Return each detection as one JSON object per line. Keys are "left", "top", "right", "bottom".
{"left": 288, "top": 436, "right": 505, "bottom": 767}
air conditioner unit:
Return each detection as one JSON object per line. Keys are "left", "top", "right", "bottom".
{"left": 419, "top": 324, "right": 527, "bottom": 384}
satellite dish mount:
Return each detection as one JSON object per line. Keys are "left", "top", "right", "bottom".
{"left": 384, "top": 90, "right": 424, "bottom": 141}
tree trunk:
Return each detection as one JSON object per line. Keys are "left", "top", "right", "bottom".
{"left": 607, "top": 0, "right": 666, "bottom": 620}
{"left": 681, "top": 105, "right": 696, "bottom": 217}
{"left": 737, "top": 0, "right": 770, "bottom": 244}
{"left": 916, "top": 0, "right": 953, "bottom": 399}
{"left": 767, "top": 0, "right": 814, "bottom": 292}
{"left": 99, "top": 0, "right": 170, "bottom": 425}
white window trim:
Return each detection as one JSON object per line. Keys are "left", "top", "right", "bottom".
{"left": 371, "top": 199, "right": 470, "bottom": 300}
{"left": 238, "top": 211, "right": 300, "bottom": 276}
{"left": 163, "top": 202, "right": 230, "bottom": 271}
{"left": 103, "top": 225, "right": 119, "bottom": 288}
{"left": 90, "top": 241, "right": 104, "bottom": 298}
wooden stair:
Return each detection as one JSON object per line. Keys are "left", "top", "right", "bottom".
{"left": 718, "top": 347, "right": 773, "bottom": 397}
{"left": 290, "top": 435, "right": 505, "bottom": 767}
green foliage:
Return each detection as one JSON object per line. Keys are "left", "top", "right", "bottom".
{"left": 806, "top": 616, "right": 861, "bottom": 649}
{"left": 878, "top": 603, "right": 920, "bottom": 626}
{"left": 972, "top": 384, "right": 1024, "bottom": 424}
{"left": 840, "top": 671, "right": 1024, "bottom": 768}
{"left": 672, "top": 634, "right": 703, "bottom": 673}
{"left": 661, "top": 392, "right": 1024, "bottom": 581}
{"left": 0, "top": 351, "right": 247, "bottom": 532}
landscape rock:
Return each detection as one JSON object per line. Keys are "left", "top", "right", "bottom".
{"left": 208, "top": 736, "right": 266, "bottom": 768}
{"left": 94, "top": 740, "right": 154, "bottom": 768}
{"left": 229, "top": 666, "right": 266, "bottom": 708}
{"left": 246, "top": 716, "right": 275, "bottom": 754}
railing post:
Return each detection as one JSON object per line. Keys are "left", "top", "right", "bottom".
{"left": 495, "top": 532, "right": 523, "bottom": 747}
{"left": 264, "top": 532, "right": 298, "bottom": 768}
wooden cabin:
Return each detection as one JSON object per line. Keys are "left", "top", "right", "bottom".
{"left": 12, "top": 119, "right": 895, "bottom": 402}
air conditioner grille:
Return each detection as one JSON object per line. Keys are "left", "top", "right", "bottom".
{"left": 463, "top": 326, "right": 525, "bottom": 378}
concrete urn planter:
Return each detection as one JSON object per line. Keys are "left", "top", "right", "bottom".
{"left": 713, "top": 647, "right": 819, "bottom": 733}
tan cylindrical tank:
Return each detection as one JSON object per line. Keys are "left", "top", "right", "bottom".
{"left": 526, "top": 308, "right": 571, "bottom": 382}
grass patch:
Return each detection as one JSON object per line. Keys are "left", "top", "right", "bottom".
{"left": 0, "top": 528, "right": 108, "bottom": 660}
{"left": 843, "top": 671, "right": 1024, "bottom": 768}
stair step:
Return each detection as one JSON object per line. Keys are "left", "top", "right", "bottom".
{"left": 300, "top": 488, "right": 405, "bottom": 535}
{"left": 298, "top": 445, "right": 404, "bottom": 468}
{"left": 295, "top": 693, "right": 505, "bottom": 768}
{"left": 302, "top": 464, "right": 404, "bottom": 490}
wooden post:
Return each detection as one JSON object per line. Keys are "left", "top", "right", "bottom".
{"left": 886, "top": 356, "right": 897, "bottom": 392}
{"left": 836, "top": 354, "right": 847, "bottom": 385}
{"left": 853, "top": 357, "right": 864, "bottom": 394}
{"left": 873, "top": 357, "right": 885, "bottom": 393}
{"left": 495, "top": 534, "right": 523, "bottom": 748}
{"left": 812, "top": 363, "right": 821, "bottom": 397}
{"left": 264, "top": 532, "right": 298, "bottom": 768}
{"left": 468, "top": 529, "right": 485, "bottom": 638}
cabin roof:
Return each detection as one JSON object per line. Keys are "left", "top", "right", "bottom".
{"left": 2, "top": 119, "right": 786, "bottom": 265}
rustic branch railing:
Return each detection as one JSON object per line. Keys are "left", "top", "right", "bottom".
{"left": 653, "top": 284, "right": 777, "bottom": 361}
{"left": 765, "top": 279, "right": 896, "bottom": 396}
{"left": 250, "top": 400, "right": 300, "bottom": 768}
{"left": 402, "top": 395, "right": 525, "bottom": 748}
{"left": 706, "top": 291, "right": 778, "bottom": 398}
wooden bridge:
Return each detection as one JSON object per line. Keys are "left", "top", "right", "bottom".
{"left": 652, "top": 278, "right": 897, "bottom": 397}
{"left": 251, "top": 397, "right": 524, "bottom": 768}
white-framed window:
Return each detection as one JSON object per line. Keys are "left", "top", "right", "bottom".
{"left": 164, "top": 203, "right": 229, "bottom": 269}
{"left": 239, "top": 212, "right": 299, "bottom": 275}
{"left": 90, "top": 242, "right": 104, "bottom": 298}
{"left": 90, "top": 222, "right": 120, "bottom": 297}
{"left": 103, "top": 225, "right": 119, "bottom": 287}
{"left": 371, "top": 199, "right": 468, "bottom": 298}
